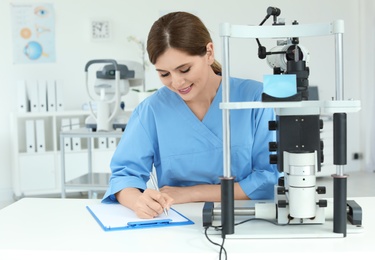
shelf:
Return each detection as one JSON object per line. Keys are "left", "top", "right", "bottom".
{"left": 60, "top": 128, "right": 123, "bottom": 198}
{"left": 15, "top": 110, "right": 91, "bottom": 118}
{"left": 60, "top": 128, "right": 123, "bottom": 138}
{"left": 219, "top": 100, "right": 361, "bottom": 114}
{"left": 220, "top": 20, "right": 344, "bottom": 39}
{"left": 18, "top": 151, "right": 55, "bottom": 156}
{"left": 11, "top": 110, "right": 122, "bottom": 198}
{"left": 64, "top": 173, "right": 110, "bottom": 191}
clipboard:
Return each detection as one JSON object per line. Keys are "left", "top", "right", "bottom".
{"left": 86, "top": 203, "right": 194, "bottom": 231}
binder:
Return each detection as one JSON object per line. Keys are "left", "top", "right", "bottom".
{"left": 35, "top": 119, "right": 46, "bottom": 152}
{"left": 70, "top": 117, "right": 81, "bottom": 151}
{"left": 107, "top": 136, "right": 117, "bottom": 149}
{"left": 27, "top": 80, "right": 39, "bottom": 113}
{"left": 16, "top": 80, "right": 28, "bottom": 113}
{"left": 98, "top": 137, "right": 107, "bottom": 149}
{"left": 47, "top": 80, "right": 56, "bottom": 112}
{"left": 25, "top": 120, "right": 35, "bottom": 153}
{"left": 86, "top": 203, "right": 194, "bottom": 232}
{"left": 61, "top": 118, "right": 71, "bottom": 151}
{"left": 38, "top": 80, "right": 47, "bottom": 112}
{"left": 108, "top": 128, "right": 121, "bottom": 149}
{"left": 55, "top": 80, "right": 64, "bottom": 111}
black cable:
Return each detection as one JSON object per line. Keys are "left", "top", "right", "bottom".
{"left": 256, "top": 7, "right": 281, "bottom": 59}
{"left": 256, "top": 14, "right": 271, "bottom": 56}
{"left": 256, "top": 38, "right": 262, "bottom": 48}
{"left": 259, "top": 15, "right": 271, "bottom": 26}
{"left": 234, "top": 217, "right": 288, "bottom": 227}
{"left": 204, "top": 217, "right": 289, "bottom": 259}
{"left": 219, "top": 235, "right": 226, "bottom": 260}
{"left": 204, "top": 226, "right": 227, "bottom": 260}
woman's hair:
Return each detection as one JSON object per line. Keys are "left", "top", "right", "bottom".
{"left": 147, "top": 11, "right": 221, "bottom": 74}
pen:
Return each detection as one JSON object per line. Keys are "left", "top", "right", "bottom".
{"left": 150, "top": 173, "right": 169, "bottom": 216}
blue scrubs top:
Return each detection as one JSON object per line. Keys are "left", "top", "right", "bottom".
{"left": 102, "top": 77, "right": 280, "bottom": 203}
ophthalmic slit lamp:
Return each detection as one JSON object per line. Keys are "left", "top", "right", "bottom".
{"left": 205, "top": 7, "right": 362, "bottom": 239}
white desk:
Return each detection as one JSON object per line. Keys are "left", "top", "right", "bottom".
{"left": 0, "top": 197, "right": 374, "bottom": 259}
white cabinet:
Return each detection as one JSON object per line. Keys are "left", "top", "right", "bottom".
{"left": 10, "top": 111, "right": 121, "bottom": 199}
{"left": 18, "top": 153, "right": 56, "bottom": 191}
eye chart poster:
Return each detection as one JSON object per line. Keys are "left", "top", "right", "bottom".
{"left": 11, "top": 3, "right": 56, "bottom": 64}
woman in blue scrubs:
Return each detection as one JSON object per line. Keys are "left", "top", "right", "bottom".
{"left": 102, "top": 11, "right": 280, "bottom": 218}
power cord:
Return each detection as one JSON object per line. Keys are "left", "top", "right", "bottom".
{"left": 204, "top": 225, "right": 227, "bottom": 260}
{"left": 204, "top": 217, "right": 289, "bottom": 259}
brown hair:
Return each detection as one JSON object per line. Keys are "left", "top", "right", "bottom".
{"left": 146, "top": 11, "right": 221, "bottom": 74}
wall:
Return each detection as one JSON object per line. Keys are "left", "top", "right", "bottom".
{"left": 0, "top": 0, "right": 365, "bottom": 208}
{"left": 359, "top": 0, "right": 375, "bottom": 172}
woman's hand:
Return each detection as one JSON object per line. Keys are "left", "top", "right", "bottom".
{"left": 116, "top": 188, "right": 174, "bottom": 219}
{"left": 160, "top": 186, "right": 196, "bottom": 204}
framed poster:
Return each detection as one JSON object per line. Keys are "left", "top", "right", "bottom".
{"left": 11, "top": 3, "right": 56, "bottom": 64}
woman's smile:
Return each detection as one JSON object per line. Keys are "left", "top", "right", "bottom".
{"left": 178, "top": 84, "right": 193, "bottom": 95}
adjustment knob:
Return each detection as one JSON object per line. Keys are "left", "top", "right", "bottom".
{"left": 277, "top": 186, "right": 286, "bottom": 195}
{"left": 317, "top": 199, "right": 327, "bottom": 208}
{"left": 320, "top": 119, "right": 324, "bottom": 130}
{"left": 269, "top": 142, "right": 277, "bottom": 152}
{"left": 278, "top": 200, "right": 288, "bottom": 208}
{"left": 270, "top": 154, "right": 278, "bottom": 164}
{"left": 316, "top": 186, "right": 326, "bottom": 194}
{"left": 268, "top": 121, "right": 277, "bottom": 130}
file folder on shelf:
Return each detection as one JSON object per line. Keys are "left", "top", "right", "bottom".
{"left": 86, "top": 203, "right": 194, "bottom": 231}
{"left": 27, "top": 80, "right": 39, "bottom": 113}
{"left": 108, "top": 128, "right": 121, "bottom": 149}
{"left": 25, "top": 120, "right": 35, "bottom": 153}
{"left": 35, "top": 119, "right": 46, "bottom": 152}
{"left": 55, "top": 80, "right": 64, "bottom": 111}
{"left": 47, "top": 80, "right": 56, "bottom": 112}
{"left": 17, "top": 80, "right": 28, "bottom": 113}
{"left": 107, "top": 137, "right": 117, "bottom": 149}
{"left": 38, "top": 80, "right": 47, "bottom": 112}
{"left": 61, "top": 118, "right": 71, "bottom": 151}
{"left": 70, "top": 117, "right": 81, "bottom": 151}
{"left": 98, "top": 137, "right": 108, "bottom": 149}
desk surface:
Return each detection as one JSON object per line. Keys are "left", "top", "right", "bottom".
{"left": 0, "top": 197, "right": 374, "bottom": 259}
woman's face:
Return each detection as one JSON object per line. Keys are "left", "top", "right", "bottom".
{"left": 154, "top": 45, "right": 215, "bottom": 102}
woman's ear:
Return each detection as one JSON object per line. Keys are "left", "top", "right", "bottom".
{"left": 206, "top": 42, "right": 215, "bottom": 65}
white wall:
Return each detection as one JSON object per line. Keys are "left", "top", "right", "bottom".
{"left": 0, "top": 0, "right": 367, "bottom": 207}
{"left": 359, "top": 0, "right": 375, "bottom": 172}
